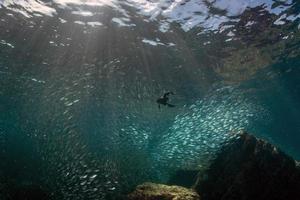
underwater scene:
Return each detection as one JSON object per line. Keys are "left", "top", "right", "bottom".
{"left": 0, "top": 0, "right": 300, "bottom": 199}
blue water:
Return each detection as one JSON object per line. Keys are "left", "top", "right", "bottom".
{"left": 0, "top": 0, "right": 300, "bottom": 199}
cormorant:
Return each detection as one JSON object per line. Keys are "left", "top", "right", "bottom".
{"left": 156, "top": 92, "right": 175, "bottom": 109}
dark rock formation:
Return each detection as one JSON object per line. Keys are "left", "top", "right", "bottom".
{"left": 127, "top": 182, "right": 200, "bottom": 200}
{"left": 195, "top": 133, "right": 300, "bottom": 200}
{"left": 128, "top": 133, "right": 300, "bottom": 200}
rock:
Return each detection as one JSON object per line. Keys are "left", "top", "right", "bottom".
{"left": 129, "top": 133, "right": 300, "bottom": 200}
{"left": 195, "top": 132, "right": 300, "bottom": 200}
{"left": 127, "top": 182, "right": 200, "bottom": 200}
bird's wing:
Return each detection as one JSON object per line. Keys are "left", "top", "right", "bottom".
{"left": 163, "top": 92, "right": 171, "bottom": 98}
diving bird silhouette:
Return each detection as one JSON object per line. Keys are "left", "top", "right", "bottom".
{"left": 156, "top": 92, "right": 175, "bottom": 109}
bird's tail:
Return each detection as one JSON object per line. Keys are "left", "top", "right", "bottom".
{"left": 167, "top": 103, "right": 175, "bottom": 107}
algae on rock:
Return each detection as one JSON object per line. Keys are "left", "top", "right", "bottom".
{"left": 127, "top": 182, "right": 200, "bottom": 200}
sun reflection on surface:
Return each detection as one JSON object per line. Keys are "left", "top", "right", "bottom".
{"left": 54, "top": 0, "right": 118, "bottom": 7}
